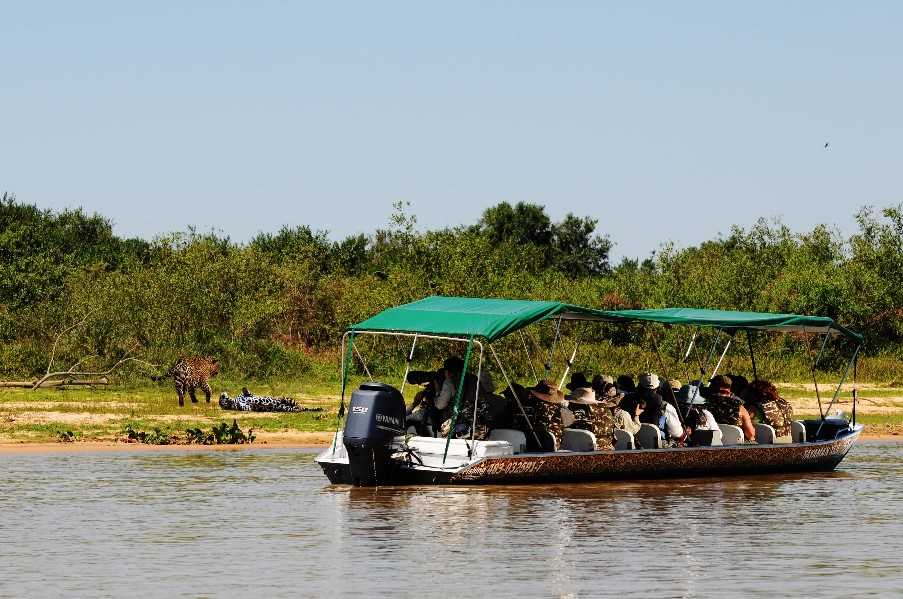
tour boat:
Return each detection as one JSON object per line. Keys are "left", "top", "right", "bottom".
{"left": 316, "top": 296, "right": 863, "bottom": 486}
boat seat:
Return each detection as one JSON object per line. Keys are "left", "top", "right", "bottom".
{"left": 791, "top": 420, "right": 807, "bottom": 443}
{"left": 614, "top": 428, "right": 634, "bottom": 450}
{"left": 488, "top": 428, "right": 527, "bottom": 453}
{"left": 719, "top": 424, "right": 744, "bottom": 446}
{"left": 537, "top": 430, "right": 558, "bottom": 452}
{"left": 635, "top": 423, "right": 662, "bottom": 449}
{"left": 561, "top": 428, "right": 596, "bottom": 452}
{"left": 755, "top": 423, "right": 776, "bottom": 444}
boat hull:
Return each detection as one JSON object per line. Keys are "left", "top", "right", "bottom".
{"left": 318, "top": 426, "right": 861, "bottom": 486}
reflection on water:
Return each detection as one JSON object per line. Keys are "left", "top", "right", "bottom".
{"left": 1, "top": 443, "right": 901, "bottom": 598}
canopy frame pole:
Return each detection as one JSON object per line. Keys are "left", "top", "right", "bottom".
{"left": 332, "top": 331, "right": 355, "bottom": 453}
{"left": 491, "top": 343, "right": 542, "bottom": 449}
{"left": 470, "top": 344, "right": 484, "bottom": 448}
{"left": 747, "top": 330, "right": 758, "bottom": 381}
{"left": 690, "top": 327, "right": 706, "bottom": 375}
{"left": 679, "top": 330, "right": 696, "bottom": 386}
{"left": 399, "top": 335, "right": 418, "bottom": 396}
{"left": 352, "top": 342, "right": 373, "bottom": 381}
{"left": 519, "top": 330, "right": 539, "bottom": 383}
{"left": 700, "top": 331, "right": 720, "bottom": 380}
{"left": 345, "top": 330, "right": 475, "bottom": 344}
{"left": 698, "top": 330, "right": 722, "bottom": 383}
{"left": 545, "top": 315, "right": 564, "bottom": 379}
{"left": 851, "top": 351, "right": 858, "bottom": 427}
{"left": 710, "top": 332, "right": 734, "bottom": 380}
{"left": 558, "top": 324, "right": 586, "bottom": 390}
{"left": 648, "top": 324, "right": 683, "bottom": 425}
{"left": 816, "top": 343, "right": 860, "bottom": 438}
{"left": 806, "top": 332, "right": 830, "bottom": 420}
{"left": 443, "top": 336, "right": 476, "bottom": 464}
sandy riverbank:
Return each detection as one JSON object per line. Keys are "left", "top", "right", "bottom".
{"left": 0, "top": 431, "right": 335, "bottom": 454}
{"left": 1, "top": 430, "right": 899, "bottom": 455}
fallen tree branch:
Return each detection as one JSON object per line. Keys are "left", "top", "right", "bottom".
{"left": 31, "top": 357, "right": 158, "bottom": 389}
{"left": 45, "top": 309, "right": 98, "bottom": 375}
{"left": 0, "top": 377, "right": 109, "bottom": 388}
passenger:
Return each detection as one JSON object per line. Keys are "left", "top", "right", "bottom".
{"left": 437, "top": 356, "right": 489, "bottom": 439}
{"left": 637, "top": 372, "right": 686, "bottom": 445}
{"left": 504, "top": 382, "right": 536, "bottom": 438}
{"left": 591, "top": 374, "right": 615, "bottom": 399}
{"left": 565, "top": 372, "right": 593, "bottom": 394}
{"left": 659, "top": 378, "right": 682, "bottom": 409}
{"left": 482, "top": 371, "right": 516, "bottom": 430}
{"left": 741, "top": 379, "right": 793, "bottom": 437}
{"left": 407, "top": 368, "right": 445, "bottom": 436}
{"left": 616, "top": 374, "right": 636, "bottom": 395}
{"left": 705, "top": 375, "right": 757, "bottom": 441}
{"left": 677, "top": 384, "right": 719, "bottom": 431}
{"left": 566, "top": 386, "right": 616, "bottom": 450}
{"left": 563, "top": 371, "right": 593, "bottom": 429}
{"left": 528, "top": 380, "right": 568, "bottom": 449}
{"left": 433, "top": 357, "right": 462, "bottom": 423}
{"left": 616, "top": 391, "right": 645, "bottom": 436}
{"left": 730, "top": 374, "right": 750, "bottom": 398}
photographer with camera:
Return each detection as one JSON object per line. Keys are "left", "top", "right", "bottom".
{"left": 405, "top": 368, "right": 446, "bottom": 437}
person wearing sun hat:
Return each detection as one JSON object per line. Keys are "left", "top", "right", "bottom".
{"left": 566, "top": 386, "right": 616, "bottom": 450}
{"left": 637, "top": 372, "right": 685, "bottom": 443}
{"left": 565, "top": 372, "right": 593, "bottom": 392}
{"left": 528, "top": 379, "right": 568, "bottom": 443}
{"left": 677, "top": 384, "right": 719, "bottom": 432}
{"left": 705, "top": 374, "right": 757, "bottom": 441}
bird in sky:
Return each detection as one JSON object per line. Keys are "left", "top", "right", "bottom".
{"left": 824, "top": 142, "right": 830, "bottom": 149}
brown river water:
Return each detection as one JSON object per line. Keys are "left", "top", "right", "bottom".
{"left": 2, "top": 441, "right": 901, "bottom": 598}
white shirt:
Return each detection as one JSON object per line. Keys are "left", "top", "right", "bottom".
{"left": 434, "top": 379, "right": 455, "bottom": 410}
{"left": 699, "top": 408, "right": 719, "bottom": 431}
{"left": 663, "top": 402, "right": 684, "bottom": 438}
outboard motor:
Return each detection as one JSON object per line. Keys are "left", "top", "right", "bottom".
{"left": 343, "top": 382, "right": 406, "bottom": 486}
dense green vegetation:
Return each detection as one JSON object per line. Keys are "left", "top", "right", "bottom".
{"left": 2, "top": 192, "right": 902, "bottom": 383}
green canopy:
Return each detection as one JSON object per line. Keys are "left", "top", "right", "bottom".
{"left": 599, "top": 307, "right": 862, "bottom": 341}
{"left": 350, "top": 296, "right": 603, "bottom": 342}
{"left": 350, "top": 296, "right": 862, "bottom": 343}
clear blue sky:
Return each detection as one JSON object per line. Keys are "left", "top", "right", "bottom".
{"left": 2, "top": 1, "right": 901, "bottom": 260}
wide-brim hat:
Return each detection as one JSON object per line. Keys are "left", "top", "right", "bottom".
{"left": 677, "top": 384, "right": 706, "bottom": 405}
{"left": 638, "top": 372, "right": 660, "bottom": 390}
{"left": 529, "top": 380, "right": 566, "bottom": 405}
{"left": 565, "top": 372, "right": 591, "bottom": 391}
{"left": 566, "top": 387, "right": 600, "bottom": 405}
{"left": 591, "top": 374, "right": 614, "bottom": 389}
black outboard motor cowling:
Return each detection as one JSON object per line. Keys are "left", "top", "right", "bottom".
{"left": 343, "top": 382, "right": 406, "bottom": 486}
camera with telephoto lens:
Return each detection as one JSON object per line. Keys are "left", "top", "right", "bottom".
{"left": 406, "top": 370, "right": 437, "bottom": 386}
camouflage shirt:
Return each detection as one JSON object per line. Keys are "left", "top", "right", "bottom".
{"left": 570, "top": 407, "right": 615, "bottom": 450}
{"left": 750, "top": 397, "right": 793, "bottom": 437}
{"left": 706, "top": 393, "right": 743, "bottom": 427}
{"left": 534, "top": 400, "right": 565, "bottom": 440}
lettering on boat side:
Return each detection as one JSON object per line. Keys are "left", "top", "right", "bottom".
{"left": 352, "top": 406, "right": 368, "bottom": 414}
